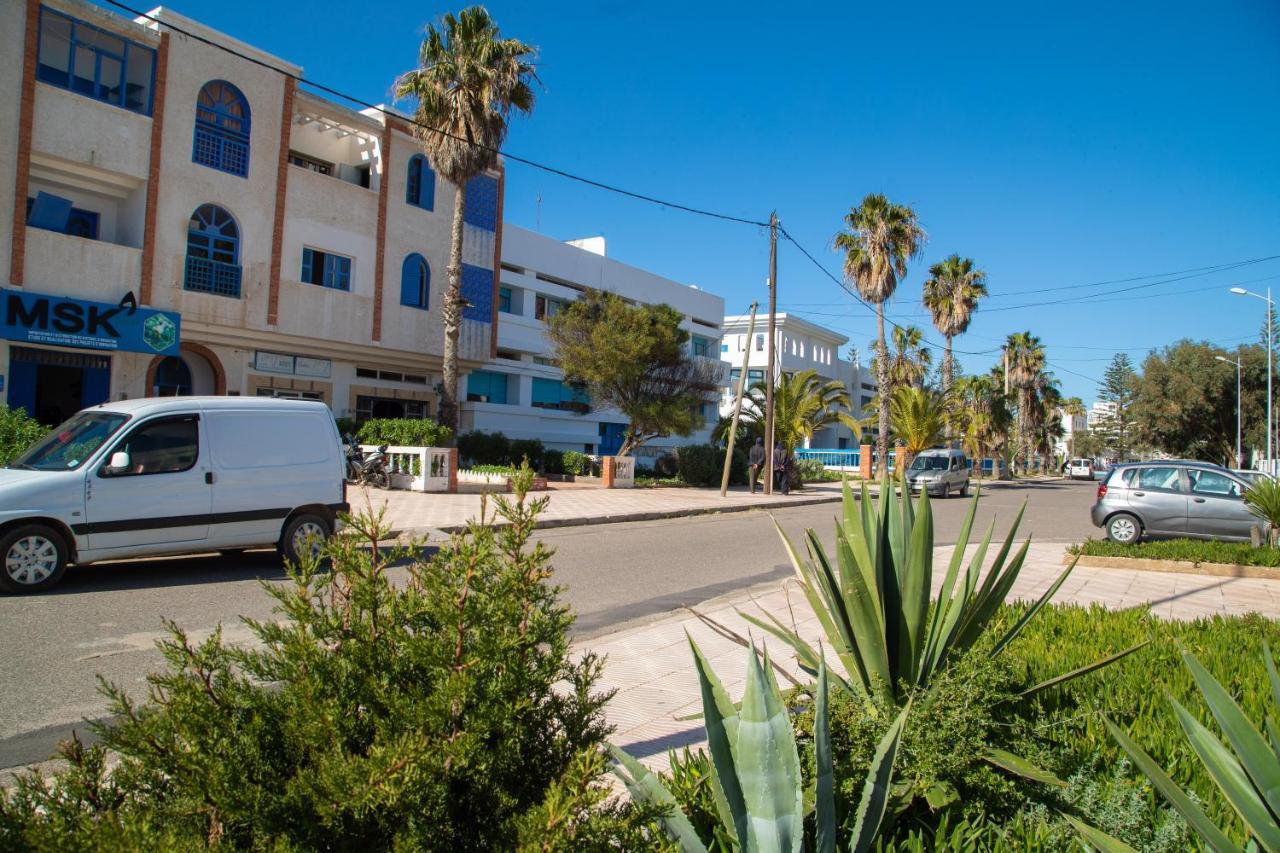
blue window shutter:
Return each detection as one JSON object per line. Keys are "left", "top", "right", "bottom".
{"left": 407, "top": 156, "right": 420, "bottom": 205}
{"left": 401, "top": 254, "right": 428, "bottom": 308}
{"left": 338, "top": 256, "right": 351, "bottom": 290}
{"left": 28, "top": 191, "right": 72, "bottom": 232}
{"left": 421, "top": 163, "right": 435, "bottom": 211}
{"left": 301, "top": 248, "right": 313, "bottom": 283}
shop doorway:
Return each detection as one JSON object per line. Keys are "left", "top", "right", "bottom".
{"left": 7, "top": 346, "right": 111, "bottom": 427}
{"left": 151, "top": 351, "right": 218, "bottom": 397}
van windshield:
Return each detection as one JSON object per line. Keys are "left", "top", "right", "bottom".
{"left": 910, "top": 456, "right": 949, "bottom": 471}
{"left": 9, "top": 412, "right": 130, "bottom": 471}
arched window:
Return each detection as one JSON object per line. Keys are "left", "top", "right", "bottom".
{"left": 400, "top": 253, "right": 429, "bottom": 309}
{"left": 405, "top": 154, "right": 434, "bottom": 210}
{"left": 154, "top": 356, "right": 193, "bottom": 396}
{"left": 184, "top": 204, "right": 242, "bottom": 297}
{"left": 193, "top": 80, "right": 251, "bottom": 177}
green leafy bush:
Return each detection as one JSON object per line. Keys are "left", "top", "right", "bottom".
{"left": 562, "top": 450, "right": 592, "bottom": 476}
{"left": 542, "top": 448, "right": 564, "bottom": 475}
{"left": 356, "top": 417, "right": 452, "bottom": 448}
{"left": 467, "top": 464, "right": 517, "bottom": 476}
{"left": 457, "top": 430, "right": 511, "bottom": 466}
{"left": 675, "top": 444, "right": 747, "bottom": 487}
{"left": 509, "top": 438, "right": 545, "bottom": 472}
{"left": 1069, "top": 537, "right": 1280, "bottom": 567}
{"left": 0, "top": 475, "right": 644, "bottom": 849}
{"left": 0, "top": 405, "right": 46, "bottom": 466}
{"left": 334, "top": 416, "right": 359, "bottom": 439}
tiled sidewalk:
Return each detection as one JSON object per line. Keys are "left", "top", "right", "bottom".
{"left": 350, "top": 480, "right": 846, "bottom": 534}
{"left": 593, "top": 541, "right": 1280, "bottom": 771}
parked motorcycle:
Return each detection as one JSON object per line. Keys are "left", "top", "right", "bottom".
{"left": 343, "top": 434, "right": 391, "bottom": 489}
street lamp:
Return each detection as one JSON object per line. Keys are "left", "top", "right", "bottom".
{"left": 1231, "top": 286, "right": 1273, "bottom": 464}
{"left": 1215, "top": 354, "right": 1242, "bottom": 467}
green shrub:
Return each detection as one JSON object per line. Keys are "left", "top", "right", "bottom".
{"left": 675, "top": 444, "right": 747, "bottom": 487}
{"left": 1069, "top": 537, "right": 1280, "bottom": 567}
{"left": 0, "top": 405, "right": 46, "bottom": 466}
{"left": 0, "top": 476, "right": 647, "bottom": 849}
{"left": 356, "top": 417, "right": 452, "bottom": 448}
{"left": 467, "top": 464, "right": 517, "bottom": 476}
{"left": 653, "top": 453, "right": 680, "bottom": 478}
{"left": 542, "top": 449, "right": 564, "bottom": 475}
{"left": 562, "top": 450, "right": 591, "bottom": 476}
{"left": 457, "top": 430, "right": 510, "bottom": 466}
{"left": 509, "top": 438, "right": 545, "bottom": 472}
{"left": 334, "top": 416, "right": 359, "bottom": 440}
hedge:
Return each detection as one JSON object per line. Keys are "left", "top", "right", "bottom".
{"left": 356, "top": 418, "right": 452, "bottom": 448}
{"left": 1069, "top": 537, "right": 1280, "bottom": 567}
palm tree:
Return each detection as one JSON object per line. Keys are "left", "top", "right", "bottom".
{"left": 396, "top": 7, "right": 537, "bottom": 436}
{"left": 1005, "top": 331, "right": 1045, "bottom": 476}
{"left": 835, "top": 194, "right": 926, "bottom": 475}
{"left": 888, "top": 386, "right": 947, "bottom": 462}
{"left": 1031, "top": 375, "right": 1063, "bottom": 472}
{"left": 922, "top": 254, "right": 988, "bottom": 400}
{"left": 741, "top": 369, "right": 860, "bottom": 452}
{"left": 885, "top": 325, "right": 933, "bottom": 390}
{"left": 952, "top": 373, "right": 1011, "bottom": 476}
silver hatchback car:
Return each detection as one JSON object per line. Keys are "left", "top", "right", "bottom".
{"left": 1090, "top": 461, "right": 1256, "bottom": 543}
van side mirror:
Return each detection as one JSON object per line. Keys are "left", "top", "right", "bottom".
{"left": 102, "top": 451, "right": 130, "bottom": 475}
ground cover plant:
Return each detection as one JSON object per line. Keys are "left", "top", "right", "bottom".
{"left": 1070, "top": 537, "right": 1280, "bottom": 567}
{"left": 0, "top": 469, "right": 658, "bottom": 850}
{"left": 0, "top": 404, "right": 45, "bottom": 465}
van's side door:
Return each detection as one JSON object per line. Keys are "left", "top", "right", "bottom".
{"left": 84, "top": 414, "right": 211, "bottom": 552}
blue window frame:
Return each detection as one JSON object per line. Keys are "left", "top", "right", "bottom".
{"left": 301, "top": 248, "right": 352, "bottom": 291}
{"left": 466, "top": 371, "right": 509, "bottom": 404}
{"left": 498, "top": 286, "right": 513, "bottom": 313}
{"left": 26, "top": 194, "right": 99, "bottom": 240}
{"left": 193, "top": 80, "right": 250, "bottom": 177}
{"left": 406, "top": 154, "right": 435, "bottom": 210}
{"left": 184, "top": 204, "right": 241, "bottom": 298}
{"left": 36, "top": 7, "right": 155, "bottom": 115}
{"left": 531, "top": 378, "right": 590, "bottom": 413}
{"left": 400, "top": 253, "right": 429, "bottom": 309}
{"left": 692, "top": 335, "right": 712, "bottom": 358}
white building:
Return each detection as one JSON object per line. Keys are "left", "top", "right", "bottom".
{"left": 1088, "top": 401, "right": 1117, "bottom": 430}
{"left": 1, "top": 1, "right": 498, "bottom": 425}
{"left": 718, "top": 312, "right": 874, "bottom": 449}
{"left": 461, "top": 226, "right": 725, "bottom": 459}
{"left": 1057, "top": 410, "right": 1089, "bottom": 457}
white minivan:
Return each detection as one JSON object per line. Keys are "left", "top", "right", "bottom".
{"left": 0, "top": 397, "right": 348, "bottom": 593}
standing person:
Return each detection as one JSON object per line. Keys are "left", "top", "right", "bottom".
{"left": 748, "top": 437, "right": 766, "bottom": 494}
{"left": 774, "top": 441, "right": 791, "bottom": 496}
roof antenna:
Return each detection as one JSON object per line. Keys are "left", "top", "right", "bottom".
{"left": 536, "top": 192, "right": 542, "bottom": 232}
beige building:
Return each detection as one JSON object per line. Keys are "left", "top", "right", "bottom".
{"left": 0, "top": 0, "right": 500, "bottom": 425}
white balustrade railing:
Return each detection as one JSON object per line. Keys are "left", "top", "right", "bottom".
{"left": 359, "top": 445, "right": 451, "bottom": 492}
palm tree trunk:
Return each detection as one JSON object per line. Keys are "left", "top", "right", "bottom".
{"left": 875, "top": 304, "right": 890, "bottom": 477}
{"left": 439, "top": 183, "right": 467, "bottom": 438}
{"left": 942, "top": 335, "right": 954, "bottom": 445}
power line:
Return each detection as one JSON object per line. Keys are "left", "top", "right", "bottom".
{"left": 103, "top": 0, "right": 772, "bottom": 229}
{"left": 986, "top": 254, "right": 1280, "bottom": 297}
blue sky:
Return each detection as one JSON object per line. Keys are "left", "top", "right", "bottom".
{"left": 106, "top": 0, "right": 1279, "bottom": 400}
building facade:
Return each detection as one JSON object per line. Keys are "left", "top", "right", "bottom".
{"left": 1, "top": 0, "right": 500, "bottom": 426}
{"left": 718, "top": 312, "right": 874, "bottom": 449}
{"left": 461, "top": 225, "right": 725, "bottom": 459}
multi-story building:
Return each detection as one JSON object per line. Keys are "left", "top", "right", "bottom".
{"left": 461, "top": 226, "right": 725, "bottom": 458}
{"left": 1, "top": 0, "right": 501, "bottom": 426}
{"left": 718, "top": 312, "right": 874, "bottom": 449}
{"left": 1057, "top": 409, "right": 1089, "bottom": 458}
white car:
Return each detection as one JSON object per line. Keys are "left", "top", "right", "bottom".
{"left": 1068, "top": 458, "right": 1095, "bottom": 480}
{"left": 0, "top": 397, "right": 348, "bottom": 593}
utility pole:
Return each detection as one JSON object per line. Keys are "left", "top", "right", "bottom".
{"left": 764, "top": 212, "right": 778, "bottom": 494}
{"left": 720, "top": 302, "right": 759, "bottom": 496}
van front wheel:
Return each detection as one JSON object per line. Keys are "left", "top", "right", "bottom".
{"left": 0, "top": 525, "right": 68, "bottom": 594}
{"left": 280, "top": 513, "right": 332, "bottom": 567}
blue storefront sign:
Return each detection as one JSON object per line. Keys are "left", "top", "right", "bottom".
{"left": 0, "top": 288, "right": 180, "bottom": 356}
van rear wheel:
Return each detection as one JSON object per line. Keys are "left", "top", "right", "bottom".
{"left": 280, "top": 513, "right": 332, "bottom": 567}
{"left": 0, "top": 525, "right": 68, "bottom": 594}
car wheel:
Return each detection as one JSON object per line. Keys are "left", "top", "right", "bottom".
{"left": 0, "top": 524, "right": 69, "bottom": 594}
{"left": 1106, "top": 513, "right": 1141, "bottom": 545}
{"left": 280, "top": 513, "right": 331, "bottom": 566}
{"left": 960, "top": 482, "right": 969, "bottom": 498}
{"left": 940, "top": 483, "right": 949, "bottom": 499}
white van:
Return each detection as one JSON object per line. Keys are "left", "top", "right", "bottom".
{"left": 0, "top": 397, "right": 348, "bottom": 593}
{"left": 904, "top": 448, "right": 970, "bottom": 498}
{"left": 1068, "top": 458, "right": 1095, "bottom": 480}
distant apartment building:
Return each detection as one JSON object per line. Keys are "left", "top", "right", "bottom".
{"left": 1056, "top": 409, "right": 1089, "bottom": 457}
{"left": 461, "top": 226, "right": 725, "bottom": 458}
{"left": 1, "top": 1, "right": 500, "bottom": 425}
{"left": 718, "top": 312, "right": 874, "bottom": 449}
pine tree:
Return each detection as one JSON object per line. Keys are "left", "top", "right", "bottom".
{"left": 1095, "top": 353, "right": 1138, "bottom": 459}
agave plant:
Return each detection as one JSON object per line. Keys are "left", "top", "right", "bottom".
{"left": 1244, "top": 476, "right": 1280, "bottom": 544}
{"left": 612, "top": 637, "right": 910, "bottom": 852}
{"left": 1074, "top": 643, "right": 1280, "bottom": 852}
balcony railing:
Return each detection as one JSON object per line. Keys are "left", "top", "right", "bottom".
{"left": 184, "top": 255, "right": 242, "bottom": 298}
{"left": 193, "top": 125, "right": 249, "bottom": 178}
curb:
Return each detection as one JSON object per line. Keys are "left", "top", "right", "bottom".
{"left": 1067, "top": 553, "right": 1280, "bottom": 581}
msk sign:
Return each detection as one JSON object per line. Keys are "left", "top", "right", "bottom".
{"left": 0, "top": 289, "right": 180, "bottom": 356}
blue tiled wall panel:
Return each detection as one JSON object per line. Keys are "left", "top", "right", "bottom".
{"left": 464, "top": 174, "right": 498, "bottom": 232}
{"left": 461, "top": 264, "right": 494, "bottom": 322}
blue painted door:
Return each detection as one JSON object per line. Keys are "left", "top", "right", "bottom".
{"left": 599, "top": 422, "right": 626, "bottom": 456}
{"left": 6, "top": 359, "right": 37, "bottom": 418}
{"left": 81, "top": 365, "right": 110, "bottom": 408}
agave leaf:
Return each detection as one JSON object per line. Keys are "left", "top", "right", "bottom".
{"left": 1104, "top": 715, "right": 1238, "bottom": 853}
{"left": 1061, "top": 812, "right": 1140, "bottom": 852}
{"left": 902, "top": 489, "right": 934, "bottom": 686}
{"left": 1179, "top": 653, "right": 1280, "bottom": 826}
{"left": 736, "top": 643, "right": 803, "bottom": 853}
{"left": 928, "top": 518, "right": 999, "bottom": 675}
{"left": 924, "top": 491, "right": 979, "bottom": 665}
{"left": 609, "top": 745, "right": 708, "bottom": 853}
{"left": 1019, "top": 641, "right": 1151, "bottom": 698}
{"left": 982, "top": 748, "right": 1067, "bottom": 786}
{"left": 737, "top": 610, "right": 821, "bottom": 672}
{"left": 1266, "top": 641, "right": 1280, "bottom": 729}
{"left": 1268, "top": 716, "right": 1280, "bottom": 761}
{"left": 850, "top": 701, "right": 911, "bottom": 853}
{"left": 687, "top": 635, "right": 745, "bottom": 847}
{"left": 990, "top": 556, "right": 1077, "bottom": 658}
{"left": 952, "top": 505, "right": 1026, "bottom": 648}
{"left": 954, "top": 538, "right": 1031, "bottom": 652}
{"left": 829, "top": 529, "right": 892, "bottom": 697}
{"left": 815, "top": 656, "right": 835, "bottom": 853}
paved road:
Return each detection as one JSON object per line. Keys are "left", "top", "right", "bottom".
{"left": 0, "top": 479, "right": 1098, "bottom": 770}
